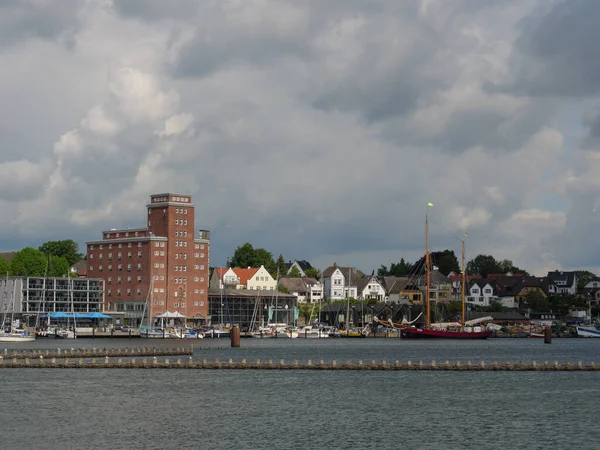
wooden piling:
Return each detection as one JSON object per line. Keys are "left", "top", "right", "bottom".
{"left": 231, "top": 326, "right": 241, "bottom": 348}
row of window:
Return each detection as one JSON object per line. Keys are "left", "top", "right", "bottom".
{"left": 91, "top": 242, "right": 143, "bottom": 250}
{"left": 174, "top": 230, "right": 188, "bottom": 237}
{"left": 175, "top": 208, "right": 188, "bottom": 214}
{"left": 175, "top": 219, "right": 188, "bottom": 225}
{"left": 90, "top": 251, "right": 143, "bottom": 260}
{"left": 254, "top": 276, "right": 270, "bottom": 281}
{"left": 174, "top": 241, "right": 188, "bottom": 247}
{"left": 90, "top": 264, "right": 140, "bottom": 272}
{"left": 107, "top": 288, "right": 141, "bottom": 296}
{"left": 104, "top": 231, "right": 143, "bottom": 239}
{"left": 108, "top": 276, "right": 142, "bottom": 284}
{"left": 150, "top": 300, "right": 204, "bottom": 307}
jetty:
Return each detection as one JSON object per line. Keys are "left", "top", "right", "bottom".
{"left": 0, "top": 354, "right": 597, "bottom": 371}
{"left": 1, "top": 346, "right": 193, "bottom": 360}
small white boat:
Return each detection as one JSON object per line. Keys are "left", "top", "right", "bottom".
{"left": 204, "top": 329, "right": 230, "bottom": 338}
{"left": 55, "top": 329, "right": 76, "bottom": 339}
{"left": 0, "top": 329, "right": 36, "bottom": 342}
{"left": 576, "top": 326, "right": 600, "bottom": 337}
{"left": 298, "top": 326, "right": 329, "bottom": 339}
{"left": 171, "top": 328, "right": 204, "bottom": 339}
{"left": 139, "top": 328, "right": 172, "bottom": 338}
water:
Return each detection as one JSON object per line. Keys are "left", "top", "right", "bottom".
{"left": 1, "top": 338, "right": 599, "bottom": 450}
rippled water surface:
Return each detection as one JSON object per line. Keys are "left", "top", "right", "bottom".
{"left": 1, "top": 338, "right": 599, "bottom": 450}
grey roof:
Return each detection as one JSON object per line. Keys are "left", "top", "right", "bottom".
{"left": 285, "top": 260, "right": 313, "bottom": 271}
{"left": 70, "top": 260, "right": 87, "bottom": 273}
{"left": 356, "top": 276, "right": 382, "bottom": 293}
{"left": 278, "top": 277, "right": 319, "bottom": 292}
{"left": 383, "top": 276, "right": 419, "bottom": 294}
{"left": 0, "top": 251, "right": 16, "bottom": 262}
{"left": 547, "top": 270, "right": 576, "bottom": 286}
{"left": 320, "top": 265, "right": 364, "bottom": 285}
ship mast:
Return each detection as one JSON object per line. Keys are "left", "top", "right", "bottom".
{"left": 425, "top": 207, "right": 431, "bottom": 329}
{"left": 461, "top": 238, "right": 466, "bottom": 330}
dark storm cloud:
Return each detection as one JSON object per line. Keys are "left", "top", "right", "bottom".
{"left": 504, "top": 0, "right": 600, "bottom": 97}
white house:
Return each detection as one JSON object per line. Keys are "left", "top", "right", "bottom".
{"left": 278, "top": 277, "right": 323, "bottom": 303}
{"left": 356, "top": 276, "right": 386, "bottom": 302}
{"left": 321, "top": 264, "right": 360, "bottom": 300}
{"left": 246, "top": 265, "right": 277, "bottom": 291}
{"left": 547, "top": 271, "right": 577, "bottom": 295}
{"left": 466, "top": 280, "right": 499, "bottom": 307}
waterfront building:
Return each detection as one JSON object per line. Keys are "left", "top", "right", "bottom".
{"left": 356, "top": 275, "right": 386, "bottom": 302}
{"left": 278, "top": 277, "right": 323, "bottom": 303}
{"left": 207, "top": 289, "right": 297, "bottom": 329}
{"left": 285, "top": 260, "right": 314, "bottom": 277}
{"left": 86, "top": 193, "right": 210, "bottom": 327}
{"left": 0, "top": 276, "right": 104, "bottom": 325}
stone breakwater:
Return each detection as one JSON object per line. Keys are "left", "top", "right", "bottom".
{"left": 0, "top": 356, "right": 598, "bottom": 371}
{"left": 1, "top": 346, "right": 193, "bottom": 360}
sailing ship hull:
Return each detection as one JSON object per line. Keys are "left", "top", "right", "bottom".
{"left": 0, "top": 335, "right": 36, "bottom": 342}
{"left": 576, "top": 327, "right": 600, "bottom": 337}
{"left": 400, "top": 327, "right": 493, "bottom": 339}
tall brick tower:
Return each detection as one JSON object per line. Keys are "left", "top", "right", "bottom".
{"left": 86, "top": 193, "right": 210, "bottom": 326}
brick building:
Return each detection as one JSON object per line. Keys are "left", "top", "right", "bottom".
{"left": 86, "top": 193, "right": 210, "bottom": 326}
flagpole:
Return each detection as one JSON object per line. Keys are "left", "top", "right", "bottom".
{"left": 426, "top": 202, "right": 433, "bottom": 329}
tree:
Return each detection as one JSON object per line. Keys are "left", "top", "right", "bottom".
{"left": 498, "top": 259, "right": 529, "bottom": 276}
{"left": 0, "top": 257, "right": 9, "bottom": 276}
{"left": 10, "top": 248, "right": 47, "bottom": 276}
{"left": 466, "top": 254, "right": 501, "bottom": 277}
{"left": 275, "top": 254, "right": 287, "bottom": 277}
{"left": 229, "top": 243, "right": 255, "bottom": 268}
{"left": 49, "top": 255, "right": 70, "bottom": 277}
{"left": 288, "top": 266, "right": 302, "bottom": 277}
{"left": 431, "top": 250, "right": 460, "bottom": 275}
{"left": 305, "top": 268, "right": 319, "bottom": 279}
{"left": 277, "top": 284, "right": 290, "bottom": 294}
{"left": 228, "top": 242, "right": 275, "bottom": 275}
{"left": 386, "top": 258, "right": 413, "bottom": 276}
{"left": 39, "top": 239, "right": 83, "bottom": 266}
{"left": 377, "top": 265, "right": 388, "bottom": 277}
{"left": 575, "top": 270, "right": 595, "bottom": 293}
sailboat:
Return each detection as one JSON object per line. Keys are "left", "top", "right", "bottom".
{"left": 139, "top": 278, "right": 172, "bottom": 338}
{"left": 399, "top": 204, "right": 493, "bottom": 339}
{"left": 0, "top": 278, "right": 36, "bottom": 342}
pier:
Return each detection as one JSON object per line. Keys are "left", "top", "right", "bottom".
{"left": 0, "top": 354, "right": 597, "bottom": 371}
{"left": 1, "top": 346, "right": 193, "bottom": 360}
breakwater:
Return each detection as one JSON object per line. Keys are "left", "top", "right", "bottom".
{"left": 1, "top": 356, "right": 598, "bottom": 371}
{"left": 1, "top": 346, "right": 193, "bottom": 360}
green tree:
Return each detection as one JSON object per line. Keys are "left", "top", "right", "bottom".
{"left": 388, "top": 258, "right": 413, "bottom": 276}
{"left": 575, "top": 270, "right": 595, "bottom": 293}
{"left": 431, "top": 250, "right": 460, "bottom": 275}
{"left": 298, "top": 303, "right": 315, "bottom": 324}
{"left": 498, "top": 259, "right": 529, "bottom": 276}
{"left": 305, "top": 268, "right": 319, "bottom": 279}
{"left": 229, "top": 243, "right": 255, "bottom": 268}
{"left": 10, "top": 248, "right": 47, "bottom": 276}
{"left": 288, "top": 266, "right": 302, "bottom": 277}
{"left": 49, "top": 255, "right": 70, "bottom": 277}
{"left": 377, "top": 265, "right": 388, "bottom": 277}
{"left": 275, "top": 254, "right": 287, "bottom": 277}
{"left": 0, "top": 257, "right": 9, "bottom": 275}
{"left": 466, "top": 254, "right": 501, "bottom": 277}
{"left": 277, "top": 284, "right": 290, "bottom": 294}
{"left": 39, "top": 239, "right": 83, "bottom": 266}
{"left": 254, "top": 248, "right": 274, "bottom": 272}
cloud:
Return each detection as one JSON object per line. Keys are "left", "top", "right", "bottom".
{"left": 0, "top": 0, "right": 597, "bottom": 278}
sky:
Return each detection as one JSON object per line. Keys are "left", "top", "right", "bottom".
{"left": 1, "top": 0, "right": 600, "bottom": 276}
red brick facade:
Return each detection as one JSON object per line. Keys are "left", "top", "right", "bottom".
{"left": 86, "top": 193, "right": 210, "bottom": 324}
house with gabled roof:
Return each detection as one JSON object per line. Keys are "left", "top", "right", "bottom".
{"left": 466, "top": 279, "right": 499, "bottom": 307}
{"left": 278, "top": 277, "right": 323, "bottom": 303}
{"left": 356, "top": 275, "right": 386, "bottom": 302}
{"left": 514, "top": 277, "right": 557, "bottom": 309}
{"left": 320, "top": 263, "right": 363, "bottom": 300}
{"left": 382, "top": 276, "right": 422, "bottom": 304}
{"left": 413, "top": 270, "right": 452, "bottom": 303}
{"left": 209, "top": 266, "right": 276, "bottom": 291}
{"left": 547, "top": 270, "right": 577, "bottom": 295}
{"left": 448, "top": 274, "right": 482, "bottom": 301}
{"left": 69, "top": 260, "right": 88, "bottom": 278}
{"left": 285, "top": 260, "right": 314, "bottom": 277}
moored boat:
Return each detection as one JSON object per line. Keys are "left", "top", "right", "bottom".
{"left": 576, "top": 326, "right": 600, "bottom": 337}
{"left": 0, "top": 328, "right": 36, "bottom": 342}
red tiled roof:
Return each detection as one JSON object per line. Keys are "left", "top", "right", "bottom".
{"left": 231, "top": 267, "right": 260, "bottom": 286}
